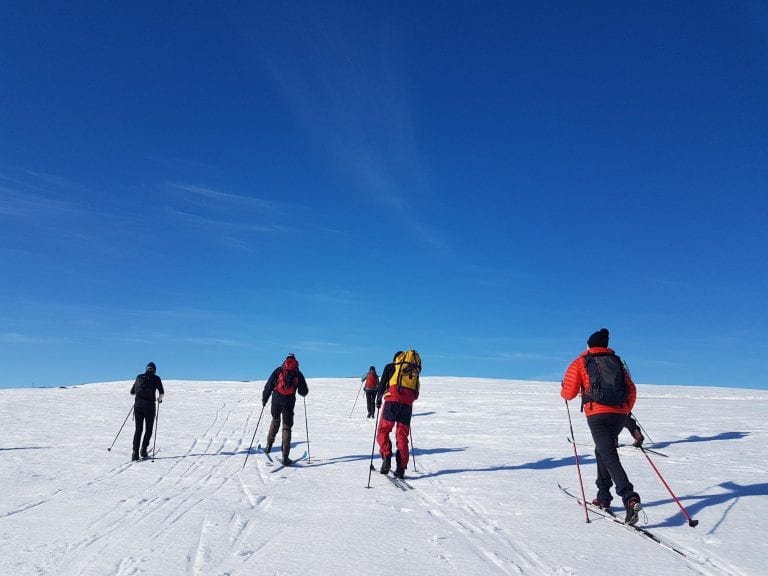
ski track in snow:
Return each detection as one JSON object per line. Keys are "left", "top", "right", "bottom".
{"left": 400, "top": 470, "right": 548, "bottom": 575}
{"left": 1, "top": 379, "right": 765, "bottom": 576}
{"left": 22, "top": 397, "right": 270, "bottom": 576}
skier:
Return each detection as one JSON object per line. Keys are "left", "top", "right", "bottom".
{"left": 262, "top": 353, "right": 309, "bottom": 465}
{"left": 560, "top": 328, "right": 642, "bottom": 525}
{"left": 129, "top": 362, "right": 164, "bottom": 461}
{"left": 362, "top": 366, "right": 379, "bottom": 418}
{"left": 376, "top": 350, "right": 421, "bottom": 479}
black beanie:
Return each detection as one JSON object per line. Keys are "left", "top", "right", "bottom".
{"left": 587, "top": 328, "right": 609, "bottom": 348}
{"left": 146, "top": 362, "right": 156, "bottom": 372}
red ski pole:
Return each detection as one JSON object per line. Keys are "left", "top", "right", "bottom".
{"left": 565, "top": 400, "right": 590, "bottom": 523}
{"left": 641, "top": 448, "right": 699, "bottom": 527}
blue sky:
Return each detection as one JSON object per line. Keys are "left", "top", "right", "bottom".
{"left": 1, "top": 1, "right": 766, "bottom": 390}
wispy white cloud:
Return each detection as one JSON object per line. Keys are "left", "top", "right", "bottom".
{"left": 168, "top": 183, "right": 285, "bottom": 214}
{"left": 257, "top": 23, "right": 445, "bottom": 250}
{"left": 0, "top": 181, "right": 87, "bottom": 219}
{"left": 0, "top": 332, "right": 45, "bottom": 344}
{"left": 168, "top": 209, "right": 286, "bottom": 234}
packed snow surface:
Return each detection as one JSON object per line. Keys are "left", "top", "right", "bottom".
{"left": 1, "top": 377, "right": 765, "bottom": 575}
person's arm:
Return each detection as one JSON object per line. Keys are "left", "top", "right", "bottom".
{"left": 560, "top": 358, "right": 583, "bottom": 401}
{"left": 157, "top": 377, "right": 165, "bottom": 402}
{"left": 376, "top": 364, "right": 394, "bottom": 406}
{"left": 262, "top": 368, "right": 280, "bottom": 405}
{"left": 624, "top": 371, "right": 637, "bottom": 412}
{"left": 130, "top": 376, "right": 139, "bottom": 395}
{"left": 297, "top": 371, "right": 309, "bottom": 397}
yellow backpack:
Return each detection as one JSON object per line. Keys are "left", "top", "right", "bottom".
{"left": 390, "top": 350, "right": 421, "bottom": 392}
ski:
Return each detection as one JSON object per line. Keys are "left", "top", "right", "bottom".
{"left": 558, "top": 484, "right": 698, "bottom": 563}
{"left": 256, "top": 443, "right": 274, "bottom": 463}
{"left": 129, "top": 449, "right": 159, "bottom": 464}
{"left": 619, "top": 444, "right": 669, "bottom": 458}
{"left": 386, "top": 475, "right": 408, "bottom": 491}
{"left": 382, "top": 472, "right": 415, "bottom": 490}
{"left": 270, "top": 450, "right": 308, "bottom": 473}
{"left": 639, "top": 446, "right": 668, "bottom": 458}
{"left": 395, "top": 477, "right": 415, "bottom": 490}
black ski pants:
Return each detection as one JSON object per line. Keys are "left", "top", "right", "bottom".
{"left": 365, "top": 388, "right": 376, "bottom": 416}
{"left": 270, "top": 392, "right": 297, "bottom": 429}
{"left": 133, "top": 404, "right": 156, "bottom": 453}
{"left": 587, "top": 412, "right": 638, "bottom": 505}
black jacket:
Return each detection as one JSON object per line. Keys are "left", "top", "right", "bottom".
{"left": 262, "top": 366, "right": 309, "bottom": 405}
{"left": 375, "top": 362, "right": 396, "bottom": 405}
{"left": 130, "top": 372, "right": 164, "bottom": 410}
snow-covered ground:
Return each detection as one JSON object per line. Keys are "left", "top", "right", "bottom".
{"left": 1, "top": 377, "right": 765, "bottom": 576}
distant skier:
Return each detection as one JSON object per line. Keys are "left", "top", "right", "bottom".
{"left": 376, "top": 350, "right": 421, "bottom": 479}
{"left": 262, "top": 353, "right": 309, "bottom": 465}
{"left": 560, "top": 328, "right": 642, "bottom": 525}
{"left": 130, "top": 362, "right": 164, "bottom": 461}
{"left": 362, "top": 366, "right": 379, "bottom": 418}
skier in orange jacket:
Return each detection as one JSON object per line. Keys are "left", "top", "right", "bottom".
{"left": 561, "top": 328, "right": 642, "bottom": 525}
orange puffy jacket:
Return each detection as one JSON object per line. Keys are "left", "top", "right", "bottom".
{"left": 560, "top": 346, "right": 636, "bottom": 416}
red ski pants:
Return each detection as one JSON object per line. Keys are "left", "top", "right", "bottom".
{"left": 376, "top": 400, "right": 412, "bottom": 469}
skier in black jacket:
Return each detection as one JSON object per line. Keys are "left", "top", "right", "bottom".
{"left": 130, "top": 362, "right": 165, "bottom": 460}
{"left": 261, "top": 354, "right": 308, "bottom": 465}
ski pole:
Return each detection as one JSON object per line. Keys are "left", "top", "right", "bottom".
{"left": 107, "top": 405, "right": 134, "bottom": 451}
{"left": 366, "top": 405, "right": 381, "bottom": 488}
{"left": 409, "top": 425, "right": 417, "bottom": 473}
{"left": 303, "top": 395, "right": 311, "bottom": 464}
{"left": 349, "top": 383, "right": 364, "bottom": 418}
{"left": 565, "top": 400, "right": 590, "bottom": 523}
{"left": 640, "top": 447, "right": 699, "bottom": 527}
{"left": 151, "top": 400, "right": 160, "bottom": 462}
{"left": 242, "top": 403, "right": 267, "bottom": 470}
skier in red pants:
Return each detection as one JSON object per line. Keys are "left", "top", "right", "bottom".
{"left": 376, "top": 350, "right": 421, "bottom": 479}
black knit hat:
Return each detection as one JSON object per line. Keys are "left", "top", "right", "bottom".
{"left": 369, "top": 365, "right": 375, "bottom": 371}
{"left": 587, "top": 328, "right": 609, "bottom": 348}
{"left": 146, "top": 362, "right": 157, "bottom": 372}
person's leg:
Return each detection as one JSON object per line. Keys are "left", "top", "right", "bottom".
{"left": 588, "top": 413, "right": 638, "bottom": 504}
{"left": 280, "top": 396, "right": 296, "bottom": 463}
{"left": 132, "top": 405, "right": 145, "bottom": 460}
{"left": 394, "top": 422, "right": 411, "bottom": 477}
{"left": 376, "top": 403, "right": 396, "bottom": 473}
{"left": 265, "top": 396, "right": 282, "bottom": 452}
{"left": 392, "top": 402, "right": 413, "bottom": 477}
{"left": 140, "top": 407, "right": 155, "bottom": 457}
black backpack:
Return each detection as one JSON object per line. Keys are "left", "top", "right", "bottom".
{"left": 134, "top": 374, "right": 156, "bottom": 401}
{"left": 581, "top": 353, "right": 629, "bottom": 409}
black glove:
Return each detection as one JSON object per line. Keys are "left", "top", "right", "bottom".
{"left": 376, "top": 401, "right": 381, "bottom": 409}
{"left": 262, "top": 400, "right": 267, "bottom": 407}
